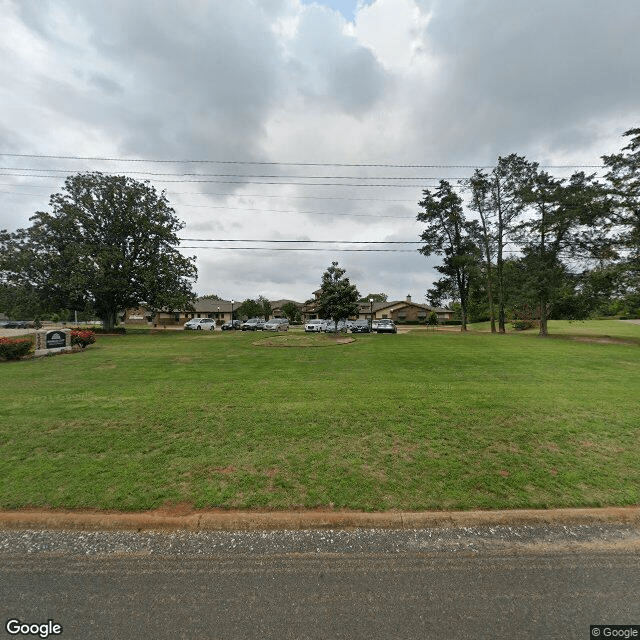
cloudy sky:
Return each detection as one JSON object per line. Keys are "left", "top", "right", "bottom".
{"left": 1, "top": 0, "right": 639, "bottom": 304}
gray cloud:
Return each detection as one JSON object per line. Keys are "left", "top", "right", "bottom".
{"left": 410, "top": 0, "right": 640, "bottom": 160}
{"left": 2, "top": 0, "right": 639, "bottom": 303}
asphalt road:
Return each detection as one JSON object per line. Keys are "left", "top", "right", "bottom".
{"left": 2, "top": 526, "right": 640, "bottom": 640}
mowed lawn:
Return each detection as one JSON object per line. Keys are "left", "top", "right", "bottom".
{"left": 1, "top": 322, "right": 639, "bottom": 512}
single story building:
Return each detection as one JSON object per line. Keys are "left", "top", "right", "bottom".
{"left": 123, "top": 299, "right": 237, "bottom": 328}
{"left": 359, "top": 296, "right": 455, "bottom": 323}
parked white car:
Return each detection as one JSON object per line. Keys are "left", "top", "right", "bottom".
{"left": 264, "top": 318, "right": 289, "bottom": 331}
{"left": 304, "top": 319, "right": 325, "bottom": 333}
{"left": 184, "top": 317, "right": 216, "bottom": 330}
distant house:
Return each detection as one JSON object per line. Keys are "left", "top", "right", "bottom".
{"left": 358, "top": 295, "right": 455, "bottom": 323}
{"left": 269, "top": 299, "right": 303, "bottom": 319}
{"left": 124, "top": 298, "right": 306, "bottom": 327}
{"left": 302, "top": 292, "right": 454, "bottom": 323}
{"left": 124, "top": 299, "right": 237, "bottom": 327}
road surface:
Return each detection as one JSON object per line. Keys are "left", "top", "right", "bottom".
{"left": 1, "top": 525, "right": 639, "bottom": 639}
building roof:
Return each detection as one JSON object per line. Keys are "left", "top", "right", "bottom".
{"left": 358, "top": 300, "right": 452, "bottom": 315}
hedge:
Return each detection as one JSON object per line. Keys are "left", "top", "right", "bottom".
{"left": 70, "top": 330, "right": 96, "bottom": 349}
{"left": 0, "top": 337, "right": 34, "bottom": 361}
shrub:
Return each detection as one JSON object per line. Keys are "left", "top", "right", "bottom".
{"left": 0, "top": 337, "right": 34, "bottom": 361}
{"left": 91, "top": 326, "right": 126, "bottom": 334}
{"left": 511, "top": 319, "right": 539, "bottom": 331}
{"left": 70, "top": 330, "right": 96, "bottom": 349}
{"left": 510, "top": 303, "right": 539, "bottom": 331}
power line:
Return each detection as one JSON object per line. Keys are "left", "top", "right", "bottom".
{"left": 179, "top": 239, "right": 421, "bottom": 243}
{"left": 0, "top": 167, "right": 477, "bottom": 180}
{"left": 179, "top": 246, "right": 417, "bottom": 251}
{"left": 0, "top": 183, "right": 419, "bottom": 202}
{"left": 0, "top": 173, "right": 449, "bottom": 187}
{"left": 0, "top": 152, "right": 604, "bottom": 169}
{"left": 177, "top": 205, "right": 416, "bottom": 219}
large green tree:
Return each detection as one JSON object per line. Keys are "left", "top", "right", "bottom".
{"left": 516, "top": 169, "right": 611, "bottom": 335}
{"left": 417, "top": 180, "right": 480, "bottom": 331}
{"left": 603, "top": 127, "right": 640, "bottom": 314}
{"left": 236, "top": 298, "right": 263, "bottom": 320}
{"left": 316, "top": 261, "right": 360, "bottom": 329}
{"left": 0, "top": 172, "right": 197, "bottom": 330}
{"left": 465, "top": 155, "right": 532, "bottom": 333}
{"left": 281, "top": 301, "right": 302, "bottom": 323}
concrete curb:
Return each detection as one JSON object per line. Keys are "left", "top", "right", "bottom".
{"left": 1, "top": 506, "right": 639, "bottom": 531}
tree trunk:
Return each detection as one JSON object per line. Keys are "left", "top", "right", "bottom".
{"left": 539, "top": 298, "right": 548, "bottom": 336}
{"left": 102, "top": 309, "right": 117, "bottom": 332}
{"left": 486, "top": 263, "right": 497, "bottom": 333}
{"left": 496, "top": 182, "right": 506, "bottom": 334}
{"left": 460, "top": 299, "right": 468, "bottom": 331}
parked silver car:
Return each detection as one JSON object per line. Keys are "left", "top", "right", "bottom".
{"left": 264, "top": 318, "right": 289, "bottom": 331}
{"left": 323, "top": 320, "right": 347, "bottom": 333}
{"left": 376, "top": 319, "right": 397, "bottom": 334}
{"left": 184, "top": 318, "right": 216, "bottom": 330}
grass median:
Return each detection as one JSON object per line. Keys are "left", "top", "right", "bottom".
{"left": 1, "top": 321, "right": 639, "bottom": 512}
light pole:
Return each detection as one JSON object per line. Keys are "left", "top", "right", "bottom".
{"left": 217, "top": 306, "right": 220, "bottom": 329}
{"left": 369, "top": 298, "right": 373, "bottom": 331}
{"left": 231, "top": 300, "right": 235, "bottom": 327}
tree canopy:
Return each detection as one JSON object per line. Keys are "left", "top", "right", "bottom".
{"left": 0, "top": 172, "right": 197, "bottom": 329}
{"left": 359, "top": 293, "right": 387, "bottom": 303}
{"left": 281, "top": 301, "right": 302, "bottom": 323}
{"left": 316, "top": 261, "right": 360, "bottom": 327}
{"left": 417, "top": 180, "right": 479, "bottom": 330}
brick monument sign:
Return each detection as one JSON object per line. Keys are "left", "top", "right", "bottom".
{"left": 34, "top": 329, "right": 72, "bottom": 357}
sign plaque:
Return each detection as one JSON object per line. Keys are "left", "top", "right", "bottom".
{"left": 45, "top": 331, "right": 67, "bottom": 349}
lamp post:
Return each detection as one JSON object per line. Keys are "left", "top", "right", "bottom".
{"left": 217, "top": 306, "right": 220, "bottom": 329}
{"left": 369, "top": 298, "right": 373, "bottom": 331}
{"left": 231, "top": 300, "right": 234, "bottom": 327}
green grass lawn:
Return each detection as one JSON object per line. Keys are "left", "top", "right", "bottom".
{"left": 468, "top": 318, "right": 640, "bottom": 341}
{"left": 2, "top": 321, "right": 639, "bottom": 512}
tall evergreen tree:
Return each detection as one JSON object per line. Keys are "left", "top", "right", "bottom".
{"left": 517, "top": 169, "right": 611, "bottom": 336}
{"left": 417, "top": 181, "right": 479, "bottom": 331}
{"left": 603, "top": 127, "right": 640, "bottom": 313}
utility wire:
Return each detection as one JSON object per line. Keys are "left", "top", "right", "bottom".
{"left": 0, "top": 184, "right": 419, "bottom": 202}
{"left": 179, "top": 246, "right": 417, "bottom": 251}
{"left": 177, "top": 205, "right": 415, "bottom": 219}
{"left": 0, "top": 173, "right": 451, "bottom": 187}
{"left": 0, "top": 167, "right": 477, "bottom": 180}
{"left": 179, "top": 239, "right": 421, "bottom": 243}
{"left": 0, "top": 152, "right": 604, "bottom": 169}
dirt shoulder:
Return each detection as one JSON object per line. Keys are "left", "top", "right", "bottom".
{"left": 1, "top": 506, "right": 639, "bottom": 531}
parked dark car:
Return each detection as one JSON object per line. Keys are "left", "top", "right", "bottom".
{"left": 221, "top": 320, "right": 242, "bottom": 331}
{"left": 1, "top": 320, "right": 33, "bottom": 329}
{"left": 241, "top": 318, "right": 260, "bottom": 331}
{"left": 376, "top": 319, "right": 397, "bottom": 334}
{"left": 350, "top": 320, "right": 371, "bottom": 333}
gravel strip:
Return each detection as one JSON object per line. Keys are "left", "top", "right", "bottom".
{"left": 1, "top": 524, "right": 639, "bottom": 557}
